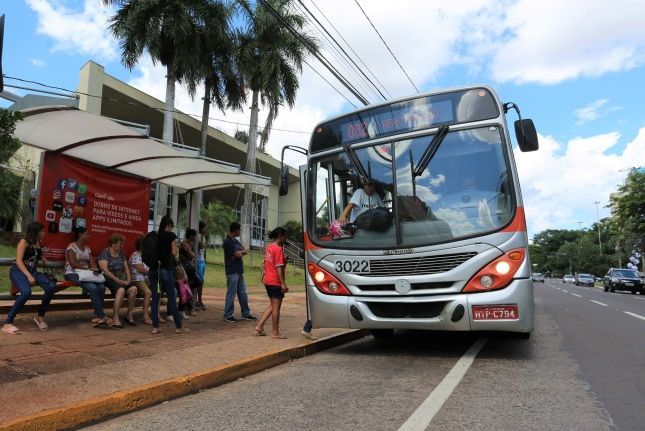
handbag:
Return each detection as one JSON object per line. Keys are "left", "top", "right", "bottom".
{"left": 75, "top": 269, "right": 106, "bottom": 283}
{"left": 177, "top": 279, "right": 193, "bottom": 304}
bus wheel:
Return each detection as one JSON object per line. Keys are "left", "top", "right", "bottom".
{"left": 370, "top": 329, "right": 395, "bottom": 340}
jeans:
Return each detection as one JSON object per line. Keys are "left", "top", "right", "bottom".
{"left": 6, "top": 264, "right": 56, "bottom": 324}
{"left": 65, "top": 274, "right": 106, "bottom": 319}
{"left": 303, "top": 320, "right": 313, "bottom": 332}
{"left": 151, "top": 268, "right": 182, "bottom": 329}
{"left": 224, "top": 272, "right": 251, "bottom": 319}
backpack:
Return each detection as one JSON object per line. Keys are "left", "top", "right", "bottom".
{"left": 354, "top": 207, "right": 393, "bottom": 232}
{"left": 141, "top": 231, "right": 159, "bottom": 268}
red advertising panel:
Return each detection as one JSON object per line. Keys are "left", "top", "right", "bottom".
{"left": 36, "top": 152, "right": 150, "bottom": 261}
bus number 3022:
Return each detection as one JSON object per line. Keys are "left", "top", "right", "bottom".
{"left": 334, "top": 258, "right": 370, "bottom": 273}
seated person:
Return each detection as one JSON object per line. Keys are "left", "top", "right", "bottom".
{"left": 98, "top": 234, "right": 137, "bottom": 328}
{"left": 338, "top": 178, "right": 385, "bottom": 224}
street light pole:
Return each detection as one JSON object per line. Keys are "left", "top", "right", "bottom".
{"left": 593, "top": 201, "right": 602, "bottom": 254}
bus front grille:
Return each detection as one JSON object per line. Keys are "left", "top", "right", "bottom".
{"left": 357, "top": 282, "right": 453, "bottom": 291}
{"left": 364, "top": 252, "right": 477, "bottom": 277}
{"left": 364, "top": 301, "right": 447, "bottom": 319}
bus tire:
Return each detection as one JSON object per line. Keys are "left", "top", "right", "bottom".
{"left": 370, "top": 329, "right": 395, "bottom": 340}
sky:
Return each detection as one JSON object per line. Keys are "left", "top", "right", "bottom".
{"left": 2, "top": 0, "right": 644, "bottom": 241}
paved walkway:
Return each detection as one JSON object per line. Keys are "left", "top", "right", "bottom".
{"left": 0, "top": 290, "right": 354, "bottom": 427}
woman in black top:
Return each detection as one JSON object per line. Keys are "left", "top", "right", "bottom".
{"left": 151, "top": 216, "right": 188, "bottom": 334}
{"left": 3, "top": 222, "right": 56, "bottom": 335}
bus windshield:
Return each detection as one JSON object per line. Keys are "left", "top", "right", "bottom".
{"left": 310, "top": 125, "right": 513, "bottom": 248}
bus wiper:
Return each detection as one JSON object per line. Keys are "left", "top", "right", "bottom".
{"left": 413, "top": 125, "right": 449, "bottom": 177}
{"left": 344, "top": 144, "right": 369, "bottom": 180}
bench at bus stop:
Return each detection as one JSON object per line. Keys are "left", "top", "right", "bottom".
{"left": 0, "top": 258, "right": 143, "bottom": 311}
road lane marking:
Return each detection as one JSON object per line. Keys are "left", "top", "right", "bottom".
{"left": 398, "top": 338, "right": 487, "bottom": 431}
{"left": 624, "top": 311, "right": 645, "bottom": 321}
{"left": 590, "top": 300, "right": 608, "bottom": 307}
{"left": 571, "top": 293, "right": 582, "bottom": 297}
{"left": 562, "top": 290, "right": 569, "bottom": 293}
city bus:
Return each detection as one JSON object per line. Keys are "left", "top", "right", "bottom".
{"left": 280, "top": 85, "right": 538, "bottom": 338}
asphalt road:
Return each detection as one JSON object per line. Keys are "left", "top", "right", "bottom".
{"left": 82, "top": 280, "right": 645, "bottom": 431}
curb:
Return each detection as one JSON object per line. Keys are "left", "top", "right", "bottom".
{"left": 0, "top": 329, "right": 369, "bottom": 431}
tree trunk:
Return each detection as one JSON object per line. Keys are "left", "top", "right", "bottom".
{"left": 200, "top": 78, "right": 211, "bottom": 156}
{"left": 241, "top": 89, "right": 259, "bottom": 249}
{"left": 163, "top": 63, "right": 175, "bottom": 143}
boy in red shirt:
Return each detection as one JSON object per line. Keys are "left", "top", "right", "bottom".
{"left": 255, "top": 227, "right": 289, "bottom": 338}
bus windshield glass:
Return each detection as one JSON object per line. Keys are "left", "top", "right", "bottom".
{"left": 310, "top": 125, "right": 513, "bottom": 248}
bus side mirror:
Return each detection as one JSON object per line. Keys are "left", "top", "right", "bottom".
{"left": 279, "top": 165, "right": 289, "bottom": 196}
{"left": 514, "top": 119, "right": 539, "bottom": 152}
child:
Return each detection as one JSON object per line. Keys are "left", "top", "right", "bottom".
{"left": 175, "top": 264, "right": 196, "bottom": 319}
{"left": 255, "top": 227, "right": 289, "bottom": 339}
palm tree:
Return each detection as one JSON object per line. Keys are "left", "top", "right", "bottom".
{"left": 104, "top": 0, "right": 207, "bottom": 144}
{"left": 188, "top": 1, "right": 246, "bottom": 156}
{"left": 237, "top": 0, "right": 318, "bottom": 247}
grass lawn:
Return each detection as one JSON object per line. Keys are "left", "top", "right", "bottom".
{"left": 0, "top": 243, "right": 305, "bottom": 295}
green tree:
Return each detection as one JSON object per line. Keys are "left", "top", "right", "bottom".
{"left": 234, "top": 130, "right": 249, "bottom": 144}
{"left": 200, "top": 200, "right": 236, "bottom": 241}
{"left": 610, "top": 168, "right": 645, "bottom": 253}
{"left": 283, "top": 219, "right": 303, "bottom": 243}
{"left": 0, "top": 108, "right": 24, "bottom": 224}
{"left": 105, "top": 0, "right": 207, "bottom": 144}
{"left": 237, "top": 0, "right": 319, "bottom": 247}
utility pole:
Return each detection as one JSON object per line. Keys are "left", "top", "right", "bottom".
{"left": 593, "top": 201, "right": 602, "bottom": 254}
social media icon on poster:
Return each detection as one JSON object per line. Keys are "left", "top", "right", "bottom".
{"left": 57, "top": 179, "right": 67, "bottom": 190}
{"left": 65, "top": 191, "right": 75, "bottom": 203}
{"left": 53, "top": 189, "right": 61, "bottom": 200}
{"left": 48, "top": 222, "right": 59, "bottom": 233}
{"left": 67, "top": 178, "right": 78, "bottom": 190}
{"left": 59, "top": 217, "right": 72, "bottom": 233}
{"left": 53, "top": 200, "right": 63, "bottom": 212}
{"left": 45, "top": 210, "right": 56, "bottom": 222}
{"left": 78, "top": 196, "right": 88, "bottom": 207}
{"left": 62, "top": 207, "right": 73, "bottom": 219}
{"left": 75, "top": 218, "right": 86, "bottom": 229}
{"left": 74, "top": 206, "right": 84, "bottom": 217}
{"left": 78, "top": 184, "right": 88, "bottom": 195}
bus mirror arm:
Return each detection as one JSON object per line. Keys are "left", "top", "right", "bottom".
{"left": 504, "top": 102, "right": 539, "bottom": 152}
{"left": 280, "top": 145, "right": 308, "bottom": 196}
{"left": 413, "top": 125, "right": 449, "bottom": 177}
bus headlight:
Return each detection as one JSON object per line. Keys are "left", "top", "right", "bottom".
{"left": 307, "top": 263, "right": 352, "bottom": 296}
{"left": 463, "top": 248, "right": 525, "bottom": 293}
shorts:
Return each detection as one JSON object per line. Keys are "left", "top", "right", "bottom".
{"left": 264, "top": 285, "right": 285, "bottom": 300}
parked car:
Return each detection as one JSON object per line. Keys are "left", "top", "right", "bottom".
{"left": 603, "top": 268, "right": 643, "bottom": 294}
{"left": 575, "top": 273, "right": 595, "bottom": 287}
{"left": 531, "top": 273, "right": 545, "bottom": 283}
{"left": 563, "top": 274, "right": 576, "bottom": 284}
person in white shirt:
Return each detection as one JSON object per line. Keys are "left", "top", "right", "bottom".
{"left": 338, "top": 178, "right": 385, "bottom": 223}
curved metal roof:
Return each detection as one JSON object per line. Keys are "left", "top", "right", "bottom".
{"left": 14, "top": 106, "right": 271, "bottom": 192}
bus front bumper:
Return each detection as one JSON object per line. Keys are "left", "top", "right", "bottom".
{"left": 308, "top": 279, "right": 534, "bottom": 334}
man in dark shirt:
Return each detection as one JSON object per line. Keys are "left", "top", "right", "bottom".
{"left": 222, "top": 222, "right": 256, "bottom": 322}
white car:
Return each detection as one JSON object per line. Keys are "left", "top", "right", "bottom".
{"left": 563, "top": 274, "right": 576, "bottom": 284}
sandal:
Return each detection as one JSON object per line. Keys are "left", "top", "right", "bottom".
{"left": 93, "top": 320, "right": 110, "bottom": 330}
{"left": 254, "top": 329, "right": 267, "bottom": 336}
{"left": 271, "top": 334, "right": 287, "bottom": 339}
{"left": 2, "top": 324, "right": 21, "bottom": 335}
{"left": 152, "top": 327, "right": 161, "bottom": 335}
{"left": 34, "top": 317, "right": 49, "bottom": 331}
{"left": 175, "top": 327, "right": 190, "bottom": 334}
{"left": 123, "top": 318, "right": 137, "bottom": 326}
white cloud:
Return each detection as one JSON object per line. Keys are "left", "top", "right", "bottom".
{"left": 29, "top": 58, "right": 46, "bottom": 67}
{"left": 26, "top": 0, "right": 117, "bottom": 61}
{"left": 514, "top": 128, "right": 645, "bottom": 238}
{"left": 491, "top": 0, "right": 645, "bottom": 84}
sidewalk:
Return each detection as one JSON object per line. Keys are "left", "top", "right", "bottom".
{"left": 0, "top": 290, "right": 364, "bottom": 430}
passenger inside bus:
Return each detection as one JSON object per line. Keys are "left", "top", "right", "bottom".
{"left": 337, "top": 178, "right": 385, "bottom": 224}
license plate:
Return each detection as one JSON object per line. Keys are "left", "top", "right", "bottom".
{"left": 624, "top": 282, "right": 633, "bottom": 286}
{"left": 472, "top": 305, "right": 519, "bottom": 320}
{"left": 333, "top": 258, "right": 370, "bottom": 273}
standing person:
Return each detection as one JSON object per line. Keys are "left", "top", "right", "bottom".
{"left": 64, "top": 227, "right": 110, "bottom": 328}
{"left": 195, "top": 220, "right": 207, "bottom": 310}
{"left": 222, "top": 222, "right": 256, "bottom": 322}
{"left": 151, "top": 216, "right": 188, "bottom": 334}
{"left": 98, "top": 234, "right": 137, "bottom": 328}
{"left": 338, "top": 178, "right": 385, "bottom": 223}
{"left": 178, "top": 228, "right": 200, "bottom": 317}
{"left": 129, "top": 237, "right": 153, "bottom": 325}
{"left": 2, "top": 222, "right": 56, "bottom": 334}
{"left": 254, "top": 227, "right": 288, "bottom": 339}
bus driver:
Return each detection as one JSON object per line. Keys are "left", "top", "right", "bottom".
{"left": 338, "top": 178, "right": 385, "bottom": 224}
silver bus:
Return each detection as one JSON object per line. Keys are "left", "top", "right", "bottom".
{"left": 281, "top": 85, "right": 538, "bottom": 338}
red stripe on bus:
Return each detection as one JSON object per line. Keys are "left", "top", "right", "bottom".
{"left": 304, "top": 232, "right": 321, "bottom": 251}
{"left": 502, "top": 207, "right": 527, "bottom": 232}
